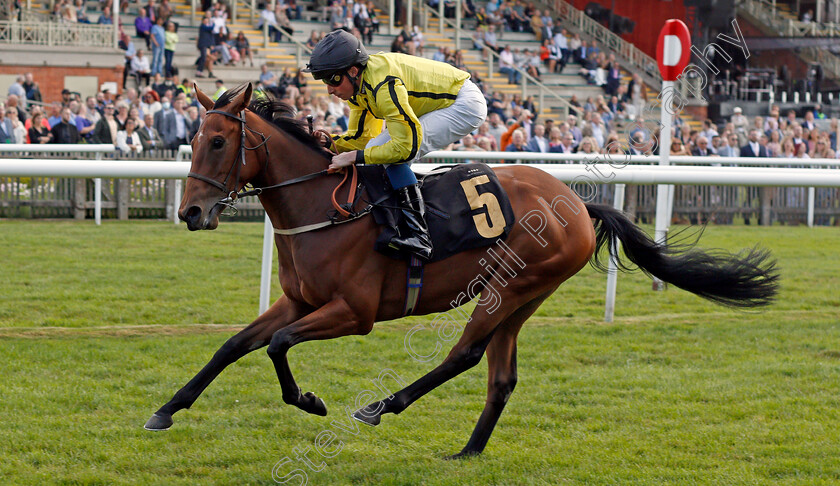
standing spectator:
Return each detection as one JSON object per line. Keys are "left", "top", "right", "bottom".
{"left": 157, "top": 0, "right": 173, "bottom": 24}
{"left": 150, "top": 17, "right": 166, "bottom": 76}
{"left": 164, "top": 21, "right": 179, "bottom": 77}
{"left": 627, "top": 73, "right": 646, "bottom": 118}
{"left": 135, "top": 8, "right": 153, "bottom": 49}
{"left": 138, "top": 113, "right": 163, "bottom": 151}
{"left": 22, "top": 72, "right": 42, "bottom": 104}
{"left": 169, "top": 98, "right": 189, "bottom": 149}
{"left": 140, "top": 90, "right": 162, "bottom": 119}
{"left": 196, "top": 13, "right": 216, "bottom": 78}
{"left": 186, "top": 106, "right": 201, "bottom": 142}
{"left": 154, "top": 96, "right": 175, "bottom": 146}
{"left": 120, "top": 33, "right": 137, "bottom": 90}
{"left": 91, "top": 105, "right": 118, "bottom": 144}
{"left": 116, "top": 117, "right": 143, "bottom": 154}
{"left": 8, "top": 75, "right": 26, "bottom": 108}
{"left": 5, "top": 95, "right": 27, "bottom": 123}
{"left": 50, "top": 107, "right": 81, "bottom": 144}
{"left": 28, "top": 112, "right": 52, "bottom": 144}
{"left": 114, "top": 102, "right": 130, "bottom": 131}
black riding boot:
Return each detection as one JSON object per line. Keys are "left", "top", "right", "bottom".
{"left": 389, "top": 184, "right": 433, "bottom": 260}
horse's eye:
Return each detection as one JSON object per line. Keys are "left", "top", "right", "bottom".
{"left": 212, "top": 137, "right": 225, "bottom": 149}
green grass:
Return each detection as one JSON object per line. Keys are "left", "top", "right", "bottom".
{"left": 1, "top": 220, "right": 839, "bottom": 485}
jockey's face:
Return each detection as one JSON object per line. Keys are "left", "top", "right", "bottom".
{"left": 326, "top": 66, "right": 359, "bottom": 100}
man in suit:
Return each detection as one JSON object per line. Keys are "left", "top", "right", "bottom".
{"left": 525, "top": 123, "right": 549, "bottom": 156}
{"left": 138, "top": 114, "right": 163, "bottom": 152}
{"left": 154, "top": 97, "right": 177, "bottom": 148}
{"left": 740, "top": 129, "right": 768, "bottom": 157}
{"left": 691, "top": 136, "right": 714, "bottom": 156}
{"left": 549, "top": 132, "right": 576, "bottom": 154}
{"left": 717, "top": 134, "right": 740, "bottom": 158}
{"left": 336, "top": 105, "right": 350, "bottom": 132}
{"left": 0, "top": 105, "right": 14, "bottom": 143}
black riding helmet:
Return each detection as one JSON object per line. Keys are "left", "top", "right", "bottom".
{"left": 302, "top": 30, "right": 369, "bottom": 82}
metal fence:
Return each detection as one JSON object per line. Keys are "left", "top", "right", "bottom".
{"left": 1, "top": 149, "right": 838, "bottom": 225}
{"left": 0, "top": 148, "right": 269, "bottom": 221}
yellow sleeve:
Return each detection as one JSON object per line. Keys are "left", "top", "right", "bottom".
{"left": 331, "top": 102, "right": 381, "bottom": 153}
{"left": 361, "top": 77, "right": 422, "bottom": 165}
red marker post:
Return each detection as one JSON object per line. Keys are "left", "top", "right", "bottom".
{"left": 653, "top": 19, "right": 691, "bottom": 290}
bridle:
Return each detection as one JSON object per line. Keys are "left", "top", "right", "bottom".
{"left": 187, "top": 109, "right": 329, "bottom": 215}
{"left": 187, "top": 108, "right": 369, "bottom": 234}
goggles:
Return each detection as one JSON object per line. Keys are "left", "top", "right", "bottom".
{"left": 315, "top": 71, "right": 345, "bottom": 87}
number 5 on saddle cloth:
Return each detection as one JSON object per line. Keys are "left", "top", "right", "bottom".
{"left": 357, "top": 163, "right": 516, "bottom": 263}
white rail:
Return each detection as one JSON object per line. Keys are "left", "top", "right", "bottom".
{"left": 2, "top": 156, "right": 838, "bottom": 319}
{"left": 0, "top": 144, "right": 116, "bottom": 225}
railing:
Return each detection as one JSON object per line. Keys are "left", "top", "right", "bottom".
{"left": 262, "top": 16, "right": 312, "bottom": 66}
{"left": 738, "top": 0, "right": 840, "bottom": 77}
{"left": 0, "top": 20, "right": 113, "bottom": 48}
{"left": 550, "top": 0, "right": 662, "bottom": 88}
{"left": 483, "top": 46, "right": 581, "bottom": 119}
{"left": 740, "top": 0, "right": 840, "bottom": 36}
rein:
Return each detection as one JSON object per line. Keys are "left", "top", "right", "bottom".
{"left": 188, "top": 108, "right": 368, "bottom": 233}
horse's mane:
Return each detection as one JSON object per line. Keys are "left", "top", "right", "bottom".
{"left": 213, "top": 84, "right": 328, "bottom": 155}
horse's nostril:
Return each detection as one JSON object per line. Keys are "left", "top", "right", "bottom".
{"left": 180, "top": 206, "right": 203, "bottom": 229}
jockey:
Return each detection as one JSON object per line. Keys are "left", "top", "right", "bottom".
{"left": 303, "top": 29, "right": 487, "bottom": 260}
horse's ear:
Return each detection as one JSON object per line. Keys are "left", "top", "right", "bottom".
{"left": 231, "top": 82, "right": 253, "bottom": 113}
{"left": 194, "top": 84, "right": 214, "bottom": 111}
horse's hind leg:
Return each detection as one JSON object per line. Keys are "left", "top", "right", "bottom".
{"left": 446, "top": 293, "right": 548, "bottom": 459}
{"left": 144, "top": 296, "right": 308, "bottom": 430}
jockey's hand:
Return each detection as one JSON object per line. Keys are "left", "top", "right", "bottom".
{"left": 328, "top": 151, "right": 357, "bottom": 173}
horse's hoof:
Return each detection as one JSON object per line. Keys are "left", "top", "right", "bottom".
{"left": 144, "top": 413, "right": 173, "bottom": 431}
{"left": 300, "top": 391, "right": 328, "bottom": 416}
{"left": 444, "top": 450, "right": 480, "bottom": 460}
{"left": 351, "top": 407, "right": 381, "bottom": 427}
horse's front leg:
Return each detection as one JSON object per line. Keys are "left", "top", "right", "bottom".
{"left": 266, "top": 298, "right": 372, "bottom": 416}
{"left": 144, "top": 296, "right": 309, "bottom": 430}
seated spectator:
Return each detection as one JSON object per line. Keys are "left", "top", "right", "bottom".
{"left": 525, "top": 123, "right": 548, "bottom": 153}
{"left": 505, "top": 128, "right": 528, "bottom": 152}
{"left": 691, "top": 136, "right": 714, "bottom": 156}
{"left": 75, "top": 0, "right": 90, "bottom": 23}
{"left": 137, "top": 113, "right": 163, "bottom": 151}
{"left": 116, "top": 117, "right": 143, "bottom": 154}
{"left": 131, "top": 49, "right": 152, "bottom": 87}
{"left": 498, "top": 45, "right": 520, "bottom": 84}
{"left": 98, "top": 7, "right": 113, "bottom": 24}
{"left": 135, "top": 9, "right": 152, "bottom": 48}
{"left": 234, "top": 31, "right": 253, "bottom": 67}
{"left": 28, "top": 112, "right": 52, "bottom": 144}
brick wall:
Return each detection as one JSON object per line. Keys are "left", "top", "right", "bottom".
{"left": 0, "top": 65, "right": 124, "bottom": 103}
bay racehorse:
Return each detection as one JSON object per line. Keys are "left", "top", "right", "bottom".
{"left": 144, "top": 83, "right": 779, "bottom": 458}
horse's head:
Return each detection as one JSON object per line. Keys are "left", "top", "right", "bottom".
{"left": 179, "top": 83, "right": 267, "bottom": 230}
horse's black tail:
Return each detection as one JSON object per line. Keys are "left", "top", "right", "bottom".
{"left": 585, "top": 204, "right": 780, "bottom": 308}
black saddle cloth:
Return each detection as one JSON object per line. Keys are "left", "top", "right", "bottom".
{"left": 356, "top": 163, "right": 516, "bottom": 262}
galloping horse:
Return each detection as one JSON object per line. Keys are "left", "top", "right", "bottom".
{"left": 145, "top": 83, "right": 779, "bottom": 458}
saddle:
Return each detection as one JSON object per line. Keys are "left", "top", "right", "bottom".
{"left": 356, "top": 163, "right": 516, "bottom": 263}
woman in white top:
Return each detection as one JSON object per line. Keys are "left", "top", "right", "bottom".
{"left": 116, "top": 117, "right": 143, "bottom": 154}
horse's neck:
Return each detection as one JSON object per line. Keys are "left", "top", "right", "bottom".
{"left": 255, "top": 130, "right": 336, "bottom": 234}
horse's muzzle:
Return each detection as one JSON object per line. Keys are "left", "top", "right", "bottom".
{"left": 179, "top": 204, "right": 221, "bottom": 231}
